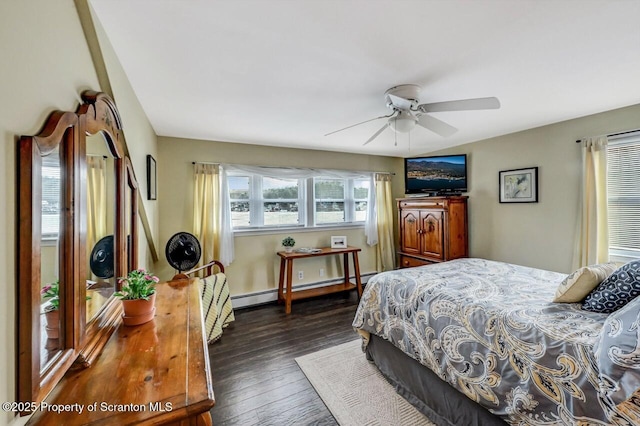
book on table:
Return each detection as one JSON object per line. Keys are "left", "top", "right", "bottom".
{"left": 294, "top": 247, "right": 322, "bottom": 253}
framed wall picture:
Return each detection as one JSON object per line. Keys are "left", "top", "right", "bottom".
{"left": 331, "top": 236, "right": 347, "bottom": 249}
{"left": 147, "top": 155, "right": 157, "bottom": 200}
{"left": 499, "top": 167, "right": 538, "bottom": 203}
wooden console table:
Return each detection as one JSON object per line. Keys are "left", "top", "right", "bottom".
{"left": 277, "top": 246, "right": 363, "bottom": 314}
{"left": 28, "top": 280, "right": 214, "bottom": 425}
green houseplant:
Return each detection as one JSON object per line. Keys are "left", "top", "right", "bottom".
{"left": 115, "top": 268, "right": 160, "bottom": 326}
{"left": 282, "top": 236, "right": 296, "bottom": 252}
{"left": 41, "top": 280, "right": 60, "bottom": 339}
{"left": 40, "top": 280, "right": 91, "bottom": 338}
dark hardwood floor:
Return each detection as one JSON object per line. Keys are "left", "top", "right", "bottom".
{"left": 208, "top": 292, "right": 362, "bottom": 425}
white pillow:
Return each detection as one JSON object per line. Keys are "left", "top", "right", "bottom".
{"left": 554, "top": 262, "right": 617, "bottom": 303}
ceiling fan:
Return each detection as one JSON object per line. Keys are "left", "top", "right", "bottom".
{"left": 325, "top": 84, "right": 500, "bottom": 146}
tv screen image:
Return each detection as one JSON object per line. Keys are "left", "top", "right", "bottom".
{"left": 405, "top": 154, "right": 467, "bottom": 194}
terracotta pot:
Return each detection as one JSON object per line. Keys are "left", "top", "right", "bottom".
{"left": 44, "top": 309, "right": 60, "bottom": 339}
{"left": 121, "top": 292, "right": 156, "bottom": 326}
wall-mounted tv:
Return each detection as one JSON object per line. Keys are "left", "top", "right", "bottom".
{"left": 404, "top": 154, "right": 467, "bottom": 195}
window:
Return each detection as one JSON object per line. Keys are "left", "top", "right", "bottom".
{"left": 228, "top": 174, "right": 304, "bottom": 228}
{"left": 314, "top": 178, "right": 345, "bottom": 224}
{"left": 262, "top": 177, "right": 302, "bottom": 226}
{"left": 41, "top": 155, "right": 61, "bottom": 240}
{"left": 607, "top": 132, "right": 640, "bottom": 260}
{"left": 229, "top": 176, "right": 250, "bottom": 227}
{"left": 353, "top": 179, "right": 370, "bottom": 222}
{"left": 227, "top": 170, "right": 369, "bottom": 230}
{"left": 313, "top": 178, "right": 370, "bottom": 225}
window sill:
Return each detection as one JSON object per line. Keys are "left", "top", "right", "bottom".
{"left": 609, "top": 251, "right": 640, "bottom": 264}
{"left": 233, "top": 223, "right": 364, "bottom": 237}
{"left": 41, "top": 237, "right": 59, "bottom": 247}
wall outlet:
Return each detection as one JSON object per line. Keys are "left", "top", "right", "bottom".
{"left": 298, "top": 270, "right": 304, "bottom": 280}
{"left": 319, "top": 268, "right": 325, "bottom": 277}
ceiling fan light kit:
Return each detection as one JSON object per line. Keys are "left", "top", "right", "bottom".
{"left": 389, "top": 111, "right": 417, "bottom": 133}
{"left": 327, "top": 84, "right": 501, "bottom": 147}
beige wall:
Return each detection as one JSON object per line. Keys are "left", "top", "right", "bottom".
{"left": 90, "top": 6, "right": 159, "bottom": 266}
{"left": 427, "top": 103, "right": 640, "bottom": 273}
{"left": 156, "top": 137, "right": 403, "bottom": 295}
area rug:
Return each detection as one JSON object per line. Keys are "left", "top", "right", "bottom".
{"left": 295, "top": 339, "right": 435, "bottom": 426}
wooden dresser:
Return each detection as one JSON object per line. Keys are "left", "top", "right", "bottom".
{"left": 28, "top": 279, "right": 214, "bottom": 425}
{"left": 397, "top": 196, "right": 468, "bottom": 268}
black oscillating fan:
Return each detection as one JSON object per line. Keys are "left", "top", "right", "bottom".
{"left": 90, "top": 235, "right": 115, "bottom": 279}
{"left": 165, "top": 232, "right": 202, "bottom": 273}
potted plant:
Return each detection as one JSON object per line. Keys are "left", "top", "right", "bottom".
{"left": 282, "top": 236, "right": 296, "bottom": 253}
{"left": 41, "top": 280, "right": 60, "bottom": 339}
{"left": 115, "top": 268, "right": 160, "bottom": 326}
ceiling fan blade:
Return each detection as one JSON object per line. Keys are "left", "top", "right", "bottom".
{"left": 416, "top": 114, "right": 458, "bottom": 137}
{"left": 418, "top": 97, "right": 500, "bottom": 113}
{"left": 387, "top": 93, "right": 413, "bottom": 111}
{"left": 363, "top": 123, "right": 389, "bottom": 146}
{"left": 325, "top": 113, "right": 393, "bottom": 136}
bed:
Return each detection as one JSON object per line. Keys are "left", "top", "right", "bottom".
{"left": 352, "top": 258, "right": 640, "bottom": 425}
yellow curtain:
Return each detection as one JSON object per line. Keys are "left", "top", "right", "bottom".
{"left": 87, "top": 156, "right": 107, "bottom": 279}
{"left": 375, "top": 173, "right": 395, "bottom": 271}
{"left": 573, "top": 136, "right": 609, "bottom": 269}
{"left": 193, "top": 163, "right": 221, "bottom": 269}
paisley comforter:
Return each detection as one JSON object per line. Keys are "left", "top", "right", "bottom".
{"left": 352, "top": 258, "right": 640, "bottom": 425}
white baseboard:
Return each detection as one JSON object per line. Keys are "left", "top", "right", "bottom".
{"left": 231, "top": 273, "right": 376, "bottom": 309}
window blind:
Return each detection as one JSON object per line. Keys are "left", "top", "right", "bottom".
{"left": 41, "top": 156, "right": 61, "bottom": 239}
{"left": 607, "top": 132, "right": 640, "bottom": 259}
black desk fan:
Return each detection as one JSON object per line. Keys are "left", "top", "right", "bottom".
{"left": 165, "top": 232, "right": 202, "bottom": 274}
{"left": 90, "top": 235, "right": 115, "bottom": 279}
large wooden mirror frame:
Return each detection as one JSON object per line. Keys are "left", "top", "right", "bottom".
{"left": 18, "top": 91, "right": 139, "bottom": 408}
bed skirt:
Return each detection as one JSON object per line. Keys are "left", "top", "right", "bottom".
{"left": 365, "top": 334, "right": 507, "bottom": 426}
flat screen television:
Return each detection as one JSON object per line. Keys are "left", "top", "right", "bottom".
{"left": 404, "top": 154, "right": 467, "bottom": 195}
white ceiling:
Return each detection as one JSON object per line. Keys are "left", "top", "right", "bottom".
{"left": 89, "top": 0, "right": 640, "bottom": 158}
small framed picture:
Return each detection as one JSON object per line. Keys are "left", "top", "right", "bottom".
{"left": 147, "top": 155, "right": 157, "bottom": 200}
{"left": 499, "top": 167, "right": 538, "bottom": 203}
{"left": 331, "top": 236, "right": 347, "bottom": 249}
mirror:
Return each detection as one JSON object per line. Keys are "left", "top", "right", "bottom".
{"left": 18, "top": 92, "right": 138, "bottom": 410}
{"left": 40, "top": 145, "right": 62, "bottom": 369}
{"left": 18, "top": 111, "right": 80, "bottom": 408}
{"left": 125, "top": 158, "right": 139, "bottom": 272}
{"left": 85, "top": 134, "right": 116, "bottom": 322}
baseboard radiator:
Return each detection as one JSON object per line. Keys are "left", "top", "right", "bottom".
{"left": 231, "top": 273, "right": 377, "bottom": 309}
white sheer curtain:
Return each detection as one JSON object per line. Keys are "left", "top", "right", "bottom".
{"left": 219, "top": 166, "right": 234, "bottom": 266}
{"left": 218, "top": 164, "right": 381, "bottom": 264}
{"left": 572, "top": 136, "right": 609, "bottom": 269}
{"left": 365, "top": 174, "right": 378, "bottom": 245}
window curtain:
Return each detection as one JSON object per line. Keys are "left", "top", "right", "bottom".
{"left": 572, "top": 136, "right": 609, "bottom": 269}
{"left": 87, "top": 155, "right": 107, "bottom": 279}
{"left": 374, "top": 173, "right": 395, "bottom": 271}
{"left": 193, "top": 164, "right": 234, "bottom": 267}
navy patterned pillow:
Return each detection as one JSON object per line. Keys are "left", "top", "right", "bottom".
{"left": 594, "top": 295, "right": 640, "bottom": 404}
{"left": 582, "top": 261, "right": 640, "bottom": 313}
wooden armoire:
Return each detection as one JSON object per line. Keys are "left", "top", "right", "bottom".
{"left": 397, "top": 196, "right": 468, "bottom": 268}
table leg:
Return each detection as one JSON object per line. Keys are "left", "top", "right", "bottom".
{"left": 343, "top": 253, "right": 350, "bottom": 285}
{"left": 285, "top": 259, "right": 293, "bottom": 314}
{"left": 352, "top": 252, "right": 363, "bottom": 298}
{"left": 277, "top": 257, "right": 286, "bottom": 304}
